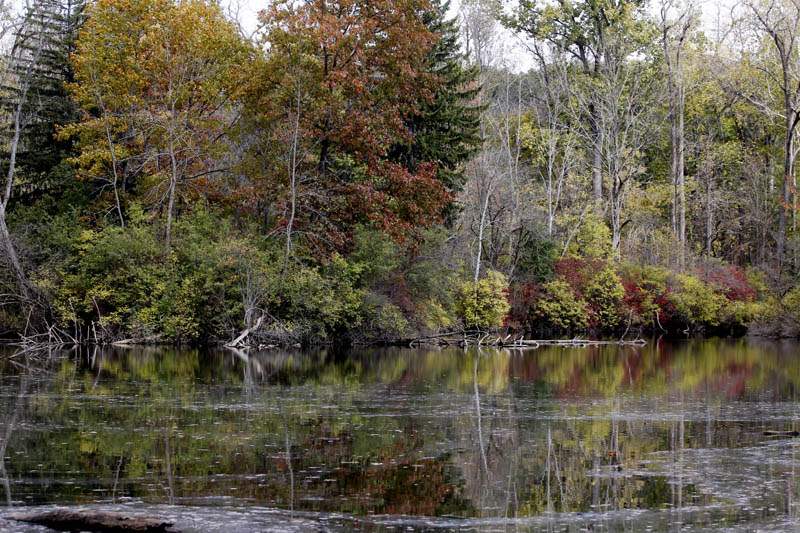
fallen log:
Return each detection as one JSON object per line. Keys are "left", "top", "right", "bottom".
{"left": 112, "top": 335, "right": 163, "bottom": 346}
{"left": 225, "top": 315, "right": 264, "bottom": 348}
{"left": 8, "top": 509, "right": 176, "bottom": 532}
{"left": 763, "top": 430, "right": 800, "bottom": 437}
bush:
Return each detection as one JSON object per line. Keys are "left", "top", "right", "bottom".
{"left": 534, "top": 280, "right": 589, "bottom": 333}
{"left": 668, "top": 273, "right": 725, "bottom": 330}
{"left": 584, "top": 266, "right": 625, "bottom": 329}
{"left": 417, "top": 298, "right": 456, "bottom": 331}
{"left": 699, "top": 264, "right": 757, "bottom": 302}
{"left": 563, "top": 211, "right": 612, "bottom": 259}
{"left": 618, "top": 264, "right": 671, "bottom": 328}
{"left": 456, "top": 270, "right": 511, "bottom": 329}
{"left": 360, "top": 294, "right": 409, "bottom": 340}
{"left": 51, "top": 218, "right": 168, "bottom": 337}
{"left": 780, "top": 287, "right": 800, "bottom": 334}
{"left": 516, "top": 234, "right": 557, "bottom": 282}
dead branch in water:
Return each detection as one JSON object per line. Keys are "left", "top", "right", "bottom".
{"left": 8, "top": 509, "right": 176, "bottom": 532}
{"left": 226, "top": 314, "right": 265, "bottom": 348}
{"left": 401, "top": 332, "right": 647, "bottom": 349}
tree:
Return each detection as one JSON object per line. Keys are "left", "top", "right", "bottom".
{"left": 390, "top": 0, "right": 482, "bottom": 198}
{"left": 459, "top": 0, "right": 501, "bottom": 282}
{"left": 740, "top": 0, "right": 800, "bottom": 273}
{"left": 505, "top": 0, "right": 650, "bottom": 204}
{"left": 659, "top": 0, "right": 698, "bottom": 267}
{"left": 252, "top": 0, "right": 449, "bottom": 252}
{"left": 66, "top": 0, "right": 250, "bottom": 249}
{"left": 507, "top": 0, "right": 655, "bottom": 254}
{"left": 1, "top": 0, "right": 83, "bottom": 300}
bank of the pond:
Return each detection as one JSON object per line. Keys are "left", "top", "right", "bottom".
{"left": 1, "top": 223, "right": 793, "bottom": 348}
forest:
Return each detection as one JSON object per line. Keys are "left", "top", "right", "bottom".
{"left": 2, "top": 0, "right": 800, "bottom": 346}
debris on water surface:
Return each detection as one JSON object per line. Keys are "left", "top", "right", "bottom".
{"left": 763, "top": 430, "right": 800, "bottom": 437}
{"left": 8, "top": 509, "right": 176, "bottom": 532}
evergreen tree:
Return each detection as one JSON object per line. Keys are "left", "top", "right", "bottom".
{"left": 3, "top": 0, "right": 85, "bottom": 201}
{"left": 391, "top": 0, "right": 482, "bottom": 195}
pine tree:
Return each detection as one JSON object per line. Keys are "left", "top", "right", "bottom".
{"left": 3, "top": 0, "right": 85, "bottom": 199}
{"left": 392, "top": 0, "right": 482, "bottom": 195}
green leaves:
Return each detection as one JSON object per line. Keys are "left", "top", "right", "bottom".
{"left": 456, "top": 270, "right": 511, "bottom": 329}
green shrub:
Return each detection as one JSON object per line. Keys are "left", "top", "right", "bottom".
{"left": 534, "top": 280, "right": 589, "bottom": 333}
{"left": 584, "top": 266, "right": 625, "bottom": 329}
{"left": 417, "top": 298, "right": 456, "bottom": 331}
{"left": 52, "top": 220, "right": 167, "bottom": 336}
{"left": 669, "top": 273, "right": 725, "bottom": 329}
{"left": 782, "top": 287, "right": 800, "bottom": 331}
{"left": 361, "top": 294, "right": 409, "bottom": 339}
{"left": 348, "top": 226, "right": 400, "bottom": 286}
{"left": 563, "top": 211, "right": 612, "bottom": 259}
{"left": 515, "top": 233, "right": 557, "bottom": 282}
{"left": 456, "top": 270, "right": 511, "bottom": 329}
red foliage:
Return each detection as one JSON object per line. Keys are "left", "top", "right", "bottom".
{"left": 554, "top": 257, "right": 606, "bottom": 296}
{"left": 654, "top": 290, "right": 677, "bottom": 325}
{"left": 698, "top": 265, "right": 756, "bottom": 302}
{"left": 507, "top": 282, "right": 541, "bottom": 329}
{"left": 263, "top": 0, "right": 438, "bottom": 164}
{"left": 337, "top": 162, "right": 450, "bottom": 247}
{"left": 622, "top": 279, "right": 647, "bottom": 317}
{"left": 387, "top": 272, "right": 416, "bottom": 316}
{"left": 618, "top": 271, "right": 675, "bottom": 327}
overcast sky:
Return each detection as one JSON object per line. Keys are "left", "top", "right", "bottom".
{"left": 224, "top": 0, "right": 741, "bottom": 72}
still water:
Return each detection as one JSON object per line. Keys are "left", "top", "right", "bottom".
{"left": 0, "top": 340, "right": 799, "bottom": 531}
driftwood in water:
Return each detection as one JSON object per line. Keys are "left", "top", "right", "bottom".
{"left": 406, "top": 333, "right": 646, "bottom": 348}
{"left": 8, "top": 509, "right": 176, "bottom": 532}
{"left": 226, "top": 315, "right": 264, "bottom": 348}
{"left": 112, "top": 335, "right": 163, "bottom": 346}
{"left": 763, "top": 430, "right": 800, "bottom": 437}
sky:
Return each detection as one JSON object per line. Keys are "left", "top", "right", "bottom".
{"left": 224, "top": 0, "right": 741, "bottom": 72}
{"left": 1, "top": 0, "right": 743, "bottom": 70}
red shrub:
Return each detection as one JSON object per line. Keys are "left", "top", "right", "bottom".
{"left": 508, "top": 282, "right": 541, "bottom": 329}
{"left": 554, "top": 257, "right": 606, "bottom": 296}
{"left": 654, "top": 290, "right": 677, "bottom": 325}
{"left": 699, "top": 265, "right": 756, "bottom": 302}
{"left": 622, "top": 279, "right": 647, "bottom": 317}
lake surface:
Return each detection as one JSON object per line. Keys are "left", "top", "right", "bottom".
{"left": 0, "top": 340, "right": 800, "bottom": 531}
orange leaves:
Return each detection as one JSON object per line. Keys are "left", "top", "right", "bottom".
{"left": 260, "top": 0, "right": 438, "bottom": 162}
{"left": 68, "top": 0, "right": 252, "bottom": 213}
{"left": 336, "top": 162, "right": 450, "bottom": 245}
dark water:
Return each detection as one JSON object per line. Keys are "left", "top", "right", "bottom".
{"left": 0, "top": 340, "right": 800, "bottom": 531}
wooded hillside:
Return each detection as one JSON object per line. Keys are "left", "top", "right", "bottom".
{"left": 1, "top": 0, "right": 800, "bottom": 345}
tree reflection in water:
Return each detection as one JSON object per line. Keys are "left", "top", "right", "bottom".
{"left": 0, "top": 340, "right": 799, "bottom": 530}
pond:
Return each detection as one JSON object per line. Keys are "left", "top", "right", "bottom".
{"left": 0, "top": 340, "right": 799, "bottom": 531}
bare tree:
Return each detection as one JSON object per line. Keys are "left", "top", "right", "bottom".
{"left": 660, "top": 0, "right": 698, "bottom": 267}
{"left": 461, "top": 0, "right": 500, "bottom": 282}
{"left": 596, "top": 48, "right": 658, "bottom": 252}
{"left": 528, "top": 43, "right": 577, "bottom": 239}
{"left": 0, "top": 1, "right": 42, "bottom": 301}
{"left": 742, "top": 0, "right": 800, "bottom": 272}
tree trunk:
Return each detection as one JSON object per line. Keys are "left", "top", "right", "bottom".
{"left": 706, "top": 173, "right": 714, "bottom": 257}
{"left": 676, "top": 84, "right": 686, "bottom": 267}
{"left": 474, "top": 182, "right": 490, "bottom": 283}
{"left": 778, "top": 112, "right": 795, "bottom": 272}
{"left": 165, "top": 169, "right": 177, "bottom": 252}
{"left": 0, "top": 210, "right": 30, "bottom": 301}
{"left": 165, "top": 118, "right": 179, "bottom": 252}
{"left": 0, "top": 101, "right": 31, "bottom": 300}
{"left": 591, "top": 113, "right": 603, "bottom": 201}
{"left": 285, "top": 87, "right": 301, "bottom": 262}
{"left": 9, "top": 510, "right": 174, "bottom": 532}
{"left": 101, "top": 103, "right": 125, "bottom": 227}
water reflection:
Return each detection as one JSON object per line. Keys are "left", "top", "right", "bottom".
{"left": 0, "top": 340, "right": 799, "bottom": 530}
